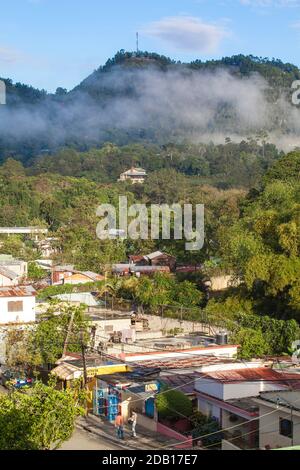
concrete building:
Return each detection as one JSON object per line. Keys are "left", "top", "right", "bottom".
{"left": 118, "top": 344, "right": 238, "bottom": 362}
{"left": 192, "top": 363, "right": 300, "bottom": 450}
{"left": 0, "top": 255, "right": 27, "bottom": 286}
{"left": 253, "top": 390, "right": 300, "bottom": 450}
{"left": 0, "top": 285, "right": 36, "bottom": 324}
{"left": 52, "top": 265, "right": 104, "bottom": 285}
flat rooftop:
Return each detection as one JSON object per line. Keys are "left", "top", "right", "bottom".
{"left": 136, "top": 334, "right": 216, "bottom": 350}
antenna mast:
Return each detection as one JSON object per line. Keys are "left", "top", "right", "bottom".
{"left": 136, "top": 32, "right": 139, "bottom": 54}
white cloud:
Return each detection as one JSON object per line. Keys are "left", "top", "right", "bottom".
{"left": 143, "top": 16, "right": 229, "bottom": 54}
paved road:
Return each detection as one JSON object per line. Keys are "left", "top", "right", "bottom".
{"left": 60, "top": 427, "right": 124, "bottom": 450}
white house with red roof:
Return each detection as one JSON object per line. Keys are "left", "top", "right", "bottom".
{"left": 0, "top": 286, "right": 36, "bottom": 324}
{"left": 194, "top": 362, "right": 300, "bottom": 450}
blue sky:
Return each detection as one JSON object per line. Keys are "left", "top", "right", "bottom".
{"left": 1, "top": 0, "right": 300, "bottom": 91}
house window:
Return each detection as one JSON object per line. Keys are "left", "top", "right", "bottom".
{"left": 279, "top": 418, "right": 293, "bottom": 439}
{"left": 8, "top": 301, "right": 23, "bottom": 312}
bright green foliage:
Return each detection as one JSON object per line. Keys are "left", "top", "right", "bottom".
{"left": 230, "top": 327, "right": 269, "bottom": 359}
{"left": 0, "top": 381, "right": 84, "bottom": 450}
{"left": 218, "top": 151, "right": 300, "bottom": 319}
{"left": 156, "top": 389, "right": 193, "bottom": 420}
{"left": 191, "top": 411, "right": 222, "bottom": 447}
{"left": 29, "top": 303, "right": 90, "bottom": 366}
{"left": 117, "top": 273, "right": 204, "bottom": 310}
{"left": 28, "top": 261, "right": 46, "bottom": 281}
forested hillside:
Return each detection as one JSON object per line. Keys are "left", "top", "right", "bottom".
{"left": 1, "top": 149, "right": 300, "bottom": 325}
{"left": 1, "top": 51, "right": 300, "bottom": 163}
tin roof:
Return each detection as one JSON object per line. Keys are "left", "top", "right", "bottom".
{"left": 0, "top": 267, "right": 18, "bottom": 280}
{"left": 0, "top": 285, "right": 36, "bottom": 297}
{"left": 159, "top": 373, "right": 199, "bottom": 395}
{"left": 198, "top": 367, "right": 300, "bottom": 384}
{"left": 137, "top": 356, "right": 235, "bottom": 370}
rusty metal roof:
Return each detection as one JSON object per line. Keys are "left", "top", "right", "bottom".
{"left": 136, "top": 356, "right": 235, "bottom": 370}
{"left": 198, "top": 368, "right": 300, "bottom": 384}
{"left": 0, "top": 285, "right": 36, "bottom": 297}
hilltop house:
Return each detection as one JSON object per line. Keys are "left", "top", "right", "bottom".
{"left": 118, "top": 167, "right": 147, "bottom": 184}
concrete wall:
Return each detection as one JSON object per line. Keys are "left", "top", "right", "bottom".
{"left": 258, "top": 404, "right": 300, "bottom": 449}
{"left": 136, "top": 413, "right": 157, "bottom": 433}
{"left": 0, "top": 295, "right": 35, "bottom": 324}
{"left": 123, "top": 345, "right": 238, "bottom": 362}
{"left": 135, "top": 330, "right": 163, "bottom": 340}
{"left": 94, "top": 318, "right": 133, "bottom": 341}
{"left": 196, "top": 378, "right": 286, "bottom": 401}
{"left": 222, "top": 440, "right": 242, "bottom": 450}
{"left": 143, "top": 314, "right": 212, "bottom": 335}
{"left": 157, "top": 422, "right": 192, "bottom": 449}
{"left": 197, "top": 397, "right": 221, "bottom": 421}
{"left": 0, "top": 274, "right": 18, "bottom": 287}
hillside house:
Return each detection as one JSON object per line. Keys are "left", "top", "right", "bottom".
{"left": 129, "top": 251, "right": 176, "bottom": 271}
{"left": 52, "top": 265, "right": 104, "bottom": 285}
{"left": 118, "top": 167, "right": 147, "bottom": 184}
{"left": 0, "top": 285, "right": 36, "bottom": 324}
{"left": 112, "top": 263, "right": 170, "bottom": 276}
{"left": 0, "top": 255, "right": 28, "bottom": 287}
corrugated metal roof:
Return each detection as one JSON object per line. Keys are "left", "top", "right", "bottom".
{"left": 0, "top": 285, "right": 36, "bottom": 297}
{"left": 51, "top": 362, "right": 80, "bottom": 380}
{"left": 136, "top": 356, "right": 235, "bottom": 370}
{"left": 0, "top": 267, "right": 18, "bottom": 280}
{"left": 160, "top": 374, "right": 198, "bottom": 394}
{"left": 199, "top": 368, "right": 300, "bottom": 384}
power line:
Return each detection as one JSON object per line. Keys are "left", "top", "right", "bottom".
{"left": 160, "top": 393, "right": 300, "bottom": 450}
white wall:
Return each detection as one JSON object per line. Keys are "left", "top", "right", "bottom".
{"left": 124, "top": 345, "right": 238, "bottom": 362}
{"left": 93, "top": 318, "right": 132, "bottom": 341}
{"left": 222, "top": 440, "right": 241, "bottom": 450}
{"left": 0, "top": 295, "right": 35, "bottom": 324}
{"left": 195, "top": 378, "right": 286, "bottom": 401}
{"left": 197, "top": 397, "right": 221, "bottom": 421}
{"left": 258, "top": 403, "right": 300, "bottom": 449}
{"left": 0, "top": 274, "right": 18, "bottom": 287}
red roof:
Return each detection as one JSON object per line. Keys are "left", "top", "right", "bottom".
{"left": 129, "top": 255, "right": 145, "bottom": 263}
{"left": 198, "top": 367, "right": 300, "bottom": 384}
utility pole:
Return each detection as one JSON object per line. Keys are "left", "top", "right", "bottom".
{"left": 80, "top": 329, "right": 88, "bottom": 390}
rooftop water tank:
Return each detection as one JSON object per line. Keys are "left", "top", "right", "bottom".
{"left": 216, "top": 331, "right": 228, "bottom": 345}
